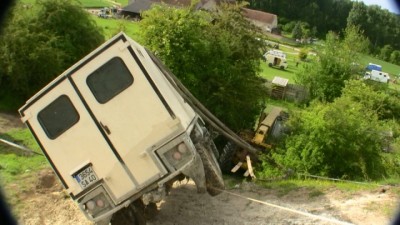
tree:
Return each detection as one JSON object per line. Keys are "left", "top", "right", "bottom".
{"left": 273, "top": 80, "right": 391, "bottom": 180}
{"left": 379, "top": 45, "right": 393, "bottom": 61}
{"left": 139, "top": 4, "right": 267, "bottom": 131}
{"left": 295, "top": 25, "right": 369, "bottom": 102}
{"left": 390, "top": 50, "right": 400, "bottom": 65}
{"left": 291, "top": 22, "right": 303, "bottom": 39}
{"left": 35, "top": 0, "right": 104, "bottom": 66}
{"left": 0, "top": 0, "right": 104, "bottom": 101}
{"left": 298, "top": 48, "right": 308, "bottom": 61}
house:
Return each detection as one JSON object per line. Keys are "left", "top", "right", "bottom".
{"left": 241, "top": 8, "right": 278, "bottom": 33}
{"left": 121, "top": 0, "right": 234, "bottom": 19}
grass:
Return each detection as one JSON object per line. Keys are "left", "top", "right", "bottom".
{"left": 79, "top": 0, "right": 112, "bottom": 7}
{"left": 258, "top": 44, "right": 304, "bottom": 84}
{"left": 0, "top": 128, "right": 47, "bottom": 215}
{"left": 359, "top": 54, "right": 400, "bottom": 77}
{"left": 256, "top": 178, "right": 384, "bottom": 197}
{"left": 0, "top": 129, "right": 46, "bottom": 184}
{"left": 18, "top": 0, "right": 127, "bottom": 7}
{"left": 92, "top": 15, "right": 141, "bottom": 40}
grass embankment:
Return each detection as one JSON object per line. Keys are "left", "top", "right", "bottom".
{"left": 0, "top": 129, "right": 48, "bottom": 214}
{"left": 224, "top": 174, "right": 400, "bottom": 199}
{"left": 93, "top": 15, "right": 141, "bottom": 40}
{"left": 359, "top": 54, "right": 400, "bottom": 77}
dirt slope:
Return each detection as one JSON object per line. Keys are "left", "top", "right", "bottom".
{"left": 12, "top": 174, "right": 399, "bottom": 225}
{"left": 1, "top": 113, "right": 398, "bottom": 225}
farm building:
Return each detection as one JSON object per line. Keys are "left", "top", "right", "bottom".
{"left": 241, "top": 8, "right": 278, "bottom": 33}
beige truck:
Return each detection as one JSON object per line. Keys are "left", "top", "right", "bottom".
{"left": 19, "top": 33, "right": 224, "bottom": 225}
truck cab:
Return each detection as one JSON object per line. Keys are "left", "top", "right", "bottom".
{"left": 19, "top": 33, "right": 223, "bottom": 225}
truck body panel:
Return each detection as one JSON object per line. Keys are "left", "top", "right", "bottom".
{"left": 18, "top": 33, "right": 216, "bottom": 223}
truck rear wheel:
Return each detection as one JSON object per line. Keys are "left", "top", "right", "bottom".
{"left": 196, "top": 142, "right": 224, "bottom": 196}
{"left": 110, "top": 201, "right": 146, "bottom": 225}
{"left": 218, "top": 141, "right": 239, "bottom": 173}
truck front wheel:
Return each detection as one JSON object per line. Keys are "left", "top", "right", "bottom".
{"left": 110, "top": 201, "right": 146, "bottom": 225}
{"left": 196, "top": 142, "right": 225, "bottom": 196}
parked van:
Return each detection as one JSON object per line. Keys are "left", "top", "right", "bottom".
{"left": 263, "top": 50, "right": 288, "bottom": 70}
{"left": 365, "top": 63, "right": 382, "bottom": 71}
{"left": 364, "top": 69, "right": 390, "bottom": 83}
{"left": 19, "top": 33, "right": 224, "bottom": 225}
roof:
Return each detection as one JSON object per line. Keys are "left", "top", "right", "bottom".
{"left": 122, "top": 0, "right": 153, "bottom": 13}
{"left": 272, "top": 76, "right": 288, "bottom": 87}
{"left": 241, "top": 8, "right": 277, "bottom": 25}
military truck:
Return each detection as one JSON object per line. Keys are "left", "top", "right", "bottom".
{"left": 19, "top": 33, "right": 227, "bottom": 225}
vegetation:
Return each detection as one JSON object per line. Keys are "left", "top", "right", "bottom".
{"left": 0, "top": 0, "right": 104, "bottom": 107}
{"left": 259, "top": 79, "right": 400, "bottom": 181}
{"left": 295, "top": 25, "right": 369, "bottom": 102}
{"left": 249, "top": 0, "right": 400, "bottom": 65}
{"left": 139, "top": 3, "right": 267, "bottom": 131}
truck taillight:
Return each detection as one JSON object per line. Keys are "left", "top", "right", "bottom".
{"left": 161, "top": 142, "right": 193, "bottom": 170}
{"left": 83, "top": 192, "right": 112, "bottom": 219}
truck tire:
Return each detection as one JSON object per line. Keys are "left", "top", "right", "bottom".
{"left": 196, "top": 142, "right": 224, "bottom": 196}
{"left": 110, "top": 201, "right": 146, "bottom": 225}
{"left": 218, "top": 141, "right": 239, "bottom": 173}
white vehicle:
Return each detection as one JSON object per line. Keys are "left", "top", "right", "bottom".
{"left": 263, "top": 50, "right": 288, "bottom": 70}
{"left": 364, "top": 69, "right": 390, "bottom": 83}
{"left": 19, "top": 33, "right": 224, "bottom": 225}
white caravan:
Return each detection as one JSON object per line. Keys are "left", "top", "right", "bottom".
{"left": 263, "top": 50, "right": 288, "bottom": 70}
{"left": 364, "top": 69, "right": 390, "bottom": 83}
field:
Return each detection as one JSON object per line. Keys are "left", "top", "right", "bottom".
{"left": 258, "top": 45, "right": 301, "bottom": 84}
{"left": 92, "top": 15, "right": 141, "bottom": 40}
{"left": 19, "top": 0, "right": 129, "bottom": 7}
{"left": 359, "top": 54, "right": 400, "bottom": 77}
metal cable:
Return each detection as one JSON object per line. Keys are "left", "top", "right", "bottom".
{"left": 148, "top": 51, "right": 259, "bottom": 155}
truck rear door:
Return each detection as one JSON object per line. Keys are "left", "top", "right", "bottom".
{"left": 20, "top": 79, "right": 136, "bottom": 202}
{"left": 69, "top": 37, "right": 178, "bottom": 188}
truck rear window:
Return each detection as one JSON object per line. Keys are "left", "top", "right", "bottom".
{"left": 87, "top": 57, "right": 133, "bottom": 104}
{"left": 38, "top": 95, "right": 80, "bottom": 140}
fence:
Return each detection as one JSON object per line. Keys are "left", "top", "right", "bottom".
{"left": 263, "top": 80, "right": 308, "bottom": 103}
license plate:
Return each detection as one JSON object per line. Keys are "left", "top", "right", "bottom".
{"left": 74, "top": 166, "right": 98, "bottom": 189}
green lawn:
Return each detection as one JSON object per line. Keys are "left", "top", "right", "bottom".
{"left": 18, "top": 0, "right": 125, "bottom": 7}
{"left": 358, "top": 54, "right": 400, "bottom": 77}
{"left": 92, "top": 15, "right": 141, "bottom": 40}
{"left": 79, "top": 0, "right": 112, "bottom": 7}
{"left": 259, "top": 46, "right": 301, "bottom": 84}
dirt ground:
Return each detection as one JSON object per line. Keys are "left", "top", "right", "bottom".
{"left": 1, "top": 113, "right": 399, "bottom": 225}
{"left": 0, "top": 112, "right": 24, "bottom": 133}
{"left": 11, "top": 173, "right": 399, "bottom": 225}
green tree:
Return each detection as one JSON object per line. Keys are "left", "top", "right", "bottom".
{"left": 140, "top": 4, "right": 266, "bottom": 131}
{"left": 295, "top": 25, "right": 369, "bottom": 102}
{"left": 298, "top": 48, "right": 308, "bottom": 61}
{"left": 0, "top": 0, "right": 103, "bottom": 101}
{"left": 35, "top": 0, "right": 104, "bottom": 66}
{"left": 390, "top": 50, "right": 400, "bottom": 65}
{"left": 291, "top": 22, "right": 303, "bottom": 39}
{"left": 274, "top": 80, "right": 390, "bottom": 180}
{"left": 379, "top": 45, "right": 393, "bottom": 61}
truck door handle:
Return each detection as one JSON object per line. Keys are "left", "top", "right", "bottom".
{"left": 100, "top": 122, "right": 111, "bottom": 135}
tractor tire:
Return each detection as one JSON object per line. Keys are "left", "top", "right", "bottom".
{"left": 218, "top": 141, "right": 239, "bottom": 173}
{"left": 110, "top": 201, "right": 146, "bottom": 225}
{"left": 196, "top": 142, "right": 224, "bottom": 196}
